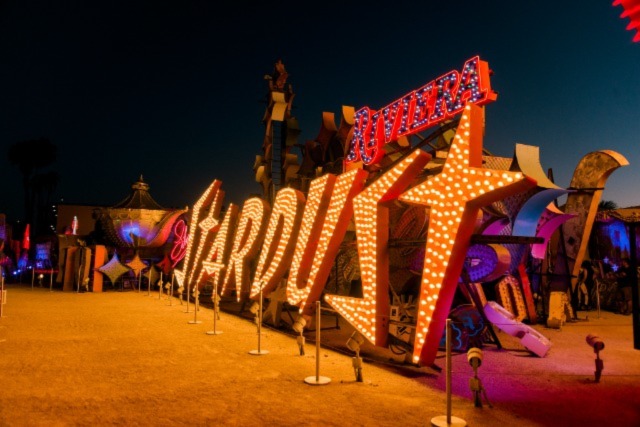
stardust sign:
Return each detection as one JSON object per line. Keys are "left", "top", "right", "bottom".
{"left": 346, "top": 56, "right": 496, "bottom": 165}
{"left": 175, "top": 58, "right": 535, "bottom": 367}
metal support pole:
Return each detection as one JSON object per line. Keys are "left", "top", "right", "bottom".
{"left": 431, "top": 319, "right": 466, "bottom": 427}
{"left": 249, "top": 286, "right": 268, "bottom": 355}
{"left": 78, "top": 247, "right": 87, "bottom": 293}
{"left": 159, "top": 272, "right": 163, "bottom": 300}
{"left": 206, "top": 281, "right": 222, "bottom": 335}
{"left": 596, "top": 278, "right": 601, "bottom": 319}
{"left": 184, "top": 281, "right": 191, "bottom": 313}
{"left": 0, "top": 275, "right": 7, "bottom": 318}
{"left": 304, "top": 301, "right": 331, "bottom": 385}
{"left": 171, "top": 271, "right": 176, "bottom": 304}
{"left": 188, "top": 286, "right": 202, "bottom": 324}
{"left": 1, "top": 276, "right": 5, "bottom": 318}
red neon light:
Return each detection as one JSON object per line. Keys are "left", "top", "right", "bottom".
{"left": 170, "top": 219, "right": 188, "bottom": 268}
{"left": 346, "top": 56, "right": 496, "bottom": 165}
{"left": 614, "top": 0, "right": 640, "bottom": 42}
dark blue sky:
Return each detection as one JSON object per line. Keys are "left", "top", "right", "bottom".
{"left": 1, "top": 1, "right": 638, "bottom": 221}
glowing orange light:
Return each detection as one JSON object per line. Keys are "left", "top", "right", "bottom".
{"left": 221, "top": 197, "right": 270, "bottom": 301}
{"left": 174, "top": 180, "right": 223, "bottom": 289}
{"left": 287, "top": 174, "right": 335, "bottom": 294}
{"left": 399, "top": 103, "right": 536, "bottom": 366}
{"left": 287, "top": 169, "right": 368, "bottom": 317}
{"left": 325, "top": 151, "right": 430, "bottom": 345}
{"left": 187, "top": 188, "right": 225, "bottom": 290}
{"left": 200, "top": 203, "right": 239, "bottom": 290}
{"left": 250, "top": 188, "right": 306, "bottom": 298}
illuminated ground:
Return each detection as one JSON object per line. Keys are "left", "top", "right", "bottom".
{"left": 1, "top": 284, "right": 638, "bottom": 426}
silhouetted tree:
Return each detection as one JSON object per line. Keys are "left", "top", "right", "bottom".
{"left": 31, "top": 170, "right": 60, "bottom": 236}
{"left": 598, "top": 200, "right": 618, "bottom": 211}
{"left": 7, "top": 137, "right": 58, "bottom": 238}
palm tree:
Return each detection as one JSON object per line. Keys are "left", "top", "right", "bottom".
{"left": 598, "top": 200, "right": 618, "bottom": 211}
{"left": 31, "top": 171, "right": 60, "bottom": 236}
{"left": 7, "top": 137, "right": 58, "bottom": 237}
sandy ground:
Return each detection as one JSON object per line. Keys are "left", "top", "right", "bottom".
{"left": 1, "top": 284, "right": 639, "bottom": 426}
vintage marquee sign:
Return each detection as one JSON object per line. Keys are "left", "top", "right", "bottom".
{"left": 177, "top": 101, "right": 537, "bottom": 368}
{"left": 346, "top": 56, "right": 496, "bottom": 165}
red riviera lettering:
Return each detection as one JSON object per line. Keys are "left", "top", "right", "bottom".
{"left": 346, "top": 56, "right": 496, "bottom": 165}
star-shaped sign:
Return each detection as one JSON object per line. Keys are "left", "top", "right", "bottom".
{"left": 399, "top": 103, "right": 536, "bottom": 366}
{"left": 126, "top": 253, "right": 147, "bottom": 278}
{"left": 97, "top": 252, "right": 131, "bottom": 286}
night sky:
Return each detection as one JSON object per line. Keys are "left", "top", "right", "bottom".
{"left": 1, "top": 1, "right": 639, "bottom": 222}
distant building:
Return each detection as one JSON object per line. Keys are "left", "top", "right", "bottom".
{"left": 55, "top": 204, "right": 100, "bottom": 236}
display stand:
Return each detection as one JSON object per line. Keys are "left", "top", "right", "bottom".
{"left": 431, "top": 319, "right": 467, "bottom": 427}
{"left": 304, "top": 301, "right": 331, "bottom": 385}
{"left": 146, "top": 267, "right": 151, "bottom": 296}
{"left": 1, "top": 276, "right": 6, "bottom": 318}
{"left": 184, "top": 282, "right": 191, "bottom": 313}
{"left": 249, "top": 286, "right": 268, "bottom": 355}
{"left": 206, "top": 281, "right": 222, "bottom": 336}
{"left": 188, "top": 287, "right": 201, "bottom": 324}
{"left": 169, "top": 274, "right": 175, "bottom": 306}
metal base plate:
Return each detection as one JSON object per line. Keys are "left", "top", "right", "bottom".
{"left": 431, "top": 415, "right": 467, "bottom": 427}
{"left": 248, "top": 349, "right": 269, "bottom": 355}
{"left": 304, "top": 376, "right": 331, "bottom": 385}
{"left": 206, "top": 330, "right": 223, "bottom": 335}
{"left": 188, "top": 320, "right": 202, "bottom": 324}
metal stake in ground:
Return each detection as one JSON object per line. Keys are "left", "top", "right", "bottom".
{"left": 168, "top": 274, "right": 175, "bottom": 306}
{"left": 431, "top": 319, "right": 467, "bottom": 427}
{"left": 146, "top": 267, "right": 151, "bottom": 296}
{"left": 188, "top": 286, "right": 202, "bottom": 324}
{"left": 184, "top": 281, "right": 191, "bottom": 313}
{"left": 304, "top": 300, "right": 331, "bottom": 385}
{"left": 206, "top": 281, "right": 222, "bottom": 335}
{"left": 167, "top": 282, "right": 173, "bottom": 305}
{"left": 158, "top": 272, "right": 163, "bottom": 300}
{"left": 1, "top": 275, "right": 6, "bottom": 318}
{"left": 249, "top": 285, "right": 268, "bottom": 355}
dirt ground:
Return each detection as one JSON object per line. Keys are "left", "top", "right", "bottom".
{"left": 1, "top": 283, "right": 639, "bottom": 426}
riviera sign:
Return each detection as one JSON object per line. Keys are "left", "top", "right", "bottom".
{"left": 346, "top": 56, "right": 496, "bottom": 165}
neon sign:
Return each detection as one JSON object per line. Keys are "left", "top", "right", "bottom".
{"left": 175, "top": 103, "right": 538, "bottom": 368}
{"left": 170, "top": 219, "right": 188, "bottom": 268}
{"left": 399, "top": 104, "right": 534, "bottom": 364}
{"left": 326, "top": 151, "right": 431, "bottom": 346}
{"left": 166, "top": 51, "right": 580, "bottom": 367}
{"left": 346, "top": 56, "right": 496, "bottom": 165}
